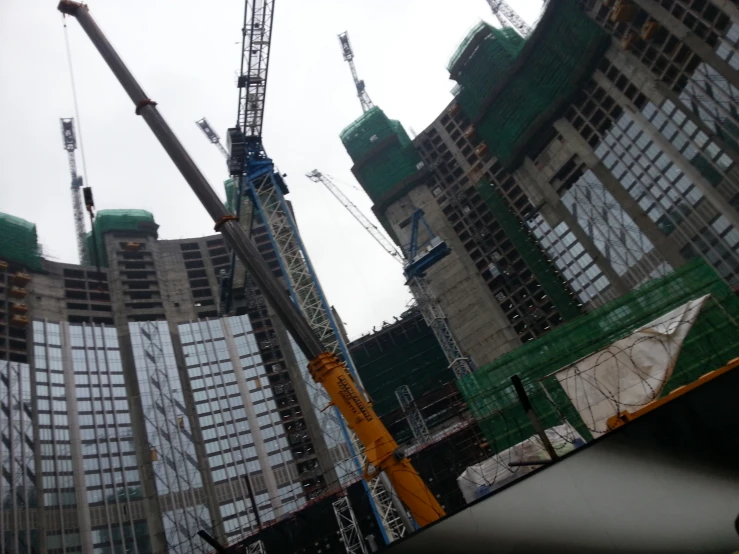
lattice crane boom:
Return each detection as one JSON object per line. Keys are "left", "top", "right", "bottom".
{"left": 338, "top": 32, "right": 374, "bottom": 113}
{"left": 306, "top": 171, "right": 403, "bottom": 263}
{"left": 60, "top": 118, "right": 87, "bottom": 264}
{"left": 486, "top": 0, "right": 532, "bottom": 37}
{"left": 196, "top": 118, "right": 229, "bottom": 160}
{"left": 236, "top": 0, "right": 276, "bottom": 144}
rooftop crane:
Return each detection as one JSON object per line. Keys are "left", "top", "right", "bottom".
{"left": 56, "top": 0, "right": 444, "bottom": 545}
{"left": 338, "top": 32, "right": 374, "bottom": 113}
{"left": 60, "top": 118, "right": 87, "bottom": 263}
{"left": 486, "top": 0, "right": 532, "bottom": 37}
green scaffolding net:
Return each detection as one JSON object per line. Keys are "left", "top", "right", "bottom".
{"left": 0, "top": 213, "right": 42, "bottom": 271}
{"left": 340, "top": 106, "right": 423, "bottom": 204}
{"left": 449, "top": 24, "right": 526, "bottom": 117}
{"left": 476, "top": 181, "right": 582, "bottom": 321}
{"left": 450, "top": 0, "right": 608, "bottom": 168}
{"left": 85, "top": 209, "right": 158, "bottom": 267}
{"left": 224, "top": 178, "right": 238, "bottom": 213}
{"left": 457, "top": 258, "right": 739, "bottom": 452}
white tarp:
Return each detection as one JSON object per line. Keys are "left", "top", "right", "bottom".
{"left": 457, "top": 423, "right": 585, "bottom": 504}
{"left": 555, "top": 295, "right": 709, "bottom": 437}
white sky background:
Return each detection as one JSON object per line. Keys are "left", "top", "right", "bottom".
{"left": 0, "top": 0, "right": 543, "bottom": 339}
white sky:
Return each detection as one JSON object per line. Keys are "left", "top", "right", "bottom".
{"left": 0, "top": 0, "right": 543, "bottom": 339}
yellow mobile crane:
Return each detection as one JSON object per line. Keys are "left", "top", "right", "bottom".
{"left": 57, "top": 0, "right": 445, "bottom": 532}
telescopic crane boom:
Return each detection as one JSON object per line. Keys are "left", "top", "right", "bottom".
{"left": 57, "top": 0, "right": 445, "bottom": 531}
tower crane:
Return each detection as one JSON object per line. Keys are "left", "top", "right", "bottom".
{"left": 60, "top": 118, "right": 87, "bottom": 263}
{"left": 338, "top": 32, "right": 374, "bottom": 113}
{"left": 57, "top": 1, "right": 444, "bottom": 547}
{"left": 306, "top": 171, "right": 474, "bottom": 383}
{"left": 486, "top": 0, "right": 532, "bottom": 37}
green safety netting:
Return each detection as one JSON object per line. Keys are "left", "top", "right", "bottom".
{"left": 351, "top": 313, "right": 449, "bottom": 419}
{"left": 85, "top": 209, "right": 158, "bottom": 267}
{"left": 476, "top": 181, "right": 582, "bottom": 321}
{"left": 449, "top": 24, "right": 526, "bottom": 117}
{"left": 450, "top": 0, "right": 608, "bottom": 168}
{"left": 340, "top": 106, "right": 412, "bottom": 161}
{"left": 0, "top": 213, "right": 42, "bottom": 271}
{"left": 457, "top": 258, "right": 739, "bottom": 452}
{"left": 224, "top": 178, "right": 237, "bottom": 213}
{"left": 340, "top": 106, "right": 423, "bottom": 204}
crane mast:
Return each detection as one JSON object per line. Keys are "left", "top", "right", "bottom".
{"left": 486, "top": 0, "right": 532, "bottom": 37}
{"left": 60, "top": 118, "right": 87, "bottom": 264}
{"left": 338, "top": 32, "right": 374, "bottom": 113}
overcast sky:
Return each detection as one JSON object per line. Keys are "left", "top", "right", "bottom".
{"left": 0, "top": 0, "right": 542, "bottom": 339}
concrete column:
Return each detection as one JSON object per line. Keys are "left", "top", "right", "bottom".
{"left": 591, "top": 70, "right": 739, "bottom": 230}
{"left": 632, "top": 0, "right": 739, "bottom": 91}
{"left": 268, "top": 308, "right": 339, "bottom": 489}
{"left": 553, "top": 118, "right": 687, "bottom": 269}
{"left": 166, "top": 322, "right": 226, "bottom": 545}
{"left": 222, "top": 318, "right": 282, "bottom": 515}
{"left": 116, "top": 329, "right": 167, "bottom": 554}
{"left": 517, "top": 160, "right": 631, "bottom": 296}
{"left": 60, "top": 322, "right": 93, "bottom": 554}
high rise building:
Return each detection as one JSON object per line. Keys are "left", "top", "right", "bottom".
{"left": 0, "top": 209, "right": 355, "bottom": 553}
{"left": 341, "top": 0, "right": 739, "bottom": 365}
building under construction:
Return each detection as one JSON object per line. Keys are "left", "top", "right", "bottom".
{"left": 2, "top": 0, "right": 739, "bottom": 552}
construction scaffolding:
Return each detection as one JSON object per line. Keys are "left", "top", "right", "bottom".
{"left": 448, "top": 0, "right": 609, "bottom": 168}
{"left": 457, "top": 258, "right": 739, "bottom": 453}
{"left": 85, "top": 209, "right": 159, "bottom": 267}
{"left": 340, "top": 107, "right": 424, "bottom": 203}
{"left": 0, "top": 213, "right": 41, "bottom": 271}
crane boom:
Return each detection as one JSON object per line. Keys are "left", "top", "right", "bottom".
{"left": 60, "top": 118, "right": 87, "bottom": 264}
{"left": 196, "top": 118, "right": 229, "bottom": 160}
{"left": 306, "top": 170, "right": 403, "bottom": 263}
{"left": 58, "top": 0, "right": 444, "bottom": 534}
{"left": 486, "top": 0, "right": 532, "bottom": 37}
{"left": 338, "top": 32, "right": 374, "bottom": 113}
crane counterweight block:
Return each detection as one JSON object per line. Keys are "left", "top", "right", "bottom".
{"left": 308, "top": 352, "right": 446, "bottom": 528}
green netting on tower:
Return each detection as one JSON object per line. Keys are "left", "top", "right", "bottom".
{"left": 0, "top": 213, "right": 42, "bottom": 271}
{"left": 224, "top": 178, "right": 238, "bottom": 213}
{"left": 457, "top": 258, "right": 739, "bottom": 452}
{"left": 340, "top": 107, "right": 412, "bottom": 160}
{"left": 340, "top": 106, "right": 423, "bottom": 204}
{"left": 476, "top": 181, "right": 582, "bottom": 321}
{"left": 449, "top": 0, "right": 608, "bottom": 168}
{"left": 449, "top": 24, "right": 526, "bottom": 117}
{"left": 351, "top": 312, "right": 450, "bottom": 420}
{"left": 85, "top": 209, "right": 158, "bottom": 267}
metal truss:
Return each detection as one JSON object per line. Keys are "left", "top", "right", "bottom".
{"left": 237, "top": 0, "right": 276, "bottom": 142}
{"left": 333, "top": 496, "right": 368, "bottom": 554}
{"left": 395, "top": 385, "right": 430, "bottom": 443}
{"left": 246, "top": 540, "right": 266, "bottom": 554}
{"left": 338, "top": 32, "right": 374, "bottom": 113}
{"left": 60, "top": 118, "right": 87, "bottom": 264}
{"left": 486, "top": 0, "right": 532, "bottom": 37}
{"left": 408, "top": 278, "right": 474, "bottom": 380}
{"left": 245, "top": 170, "right": 407, "bottom": 545}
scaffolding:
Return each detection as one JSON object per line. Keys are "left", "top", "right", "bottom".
{"left": 339, "top": 107, "right": 424, "bottom": 203}
{"left": 84, "top": 209, "right": 159, "bottom": 267}
{"left": 448, "top": 0, "right": 609, "bottom": 168}
{"left": 457, "top": 258, "right": 739, "bottom": 451}
{"left": 0, "top": 213, "right": 41, "bottom": 271}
